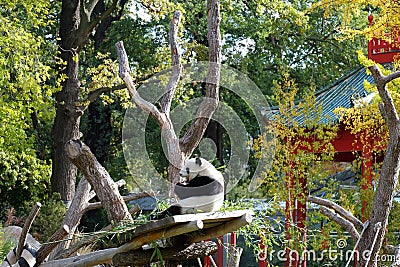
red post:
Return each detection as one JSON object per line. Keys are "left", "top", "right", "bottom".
{"left": 216, "top": 236, "right": 224, "bottom": 266}
{"left": 259, "top": 235, "right": 267, "bottom": 267}
{"left": 230, "top": 232, "right": 236, "bottom": 246}
{"left": 204, "top": 255, "right": 211, "bottom": 267}
{"left": 204, "top": 239, "right": 212, "bottom": 267}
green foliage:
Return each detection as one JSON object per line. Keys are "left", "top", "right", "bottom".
{"left": 23, "top": 194, "right": 66, "bottom": 243}
{"left": 254, "top": 72, "right": 343, "bottom": 252}
{"left": 0, "top": 0, "right": 56, "bottom": 218}
{"left": 0, "top": 152, "right": 51, "bottom": 220}
{"left": 0, "top": 224, "right": 16, "bottom": 260}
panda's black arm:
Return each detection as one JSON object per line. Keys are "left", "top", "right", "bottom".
{"left": 178, "top": 176, "right": 216, "bottom": 187}
{"left": 174, "top": 176, "right": 224, "bottom": 199}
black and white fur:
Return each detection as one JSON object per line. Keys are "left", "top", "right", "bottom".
{"left": 160, "top": 156, "right": 224, "bottom": 217}
{"left": 1, "top": 244, "right": 38, "bottom": 267}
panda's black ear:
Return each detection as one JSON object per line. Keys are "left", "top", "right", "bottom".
{"left": 195, "top": 155, "right": 202, "bottom": 166}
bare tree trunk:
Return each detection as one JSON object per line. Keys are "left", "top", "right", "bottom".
{"left": 357, "top": 66, "right": 400, "bottom": 267}
{"left": 52, "top": 0, "right": 127, "bottom": 202}
{"left": 309, "top": 67, "right": 400, "bottom": 267}
{"left": 51, "top": 0, "right": 82, "bottom": 201}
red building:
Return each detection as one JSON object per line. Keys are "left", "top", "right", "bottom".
{"left": 261, "top": 16, "right": 399, "bottom": 266}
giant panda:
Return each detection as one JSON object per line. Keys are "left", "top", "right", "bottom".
{"left": 158, "top": 155, "right": 224, "bottom": 217}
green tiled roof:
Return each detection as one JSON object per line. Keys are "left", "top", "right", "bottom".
{"left": 262, "top": 66, "right": 375, "bottom": 125}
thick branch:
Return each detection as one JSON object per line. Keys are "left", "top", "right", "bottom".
{"left": 35, "top": 225, "right": 70, "bottom": 265}
{"left": 307, "top": 195, "right": 363, "bottom": 231}
{"left": 179, "top": 0, "right": 221, "bottom": 155}
{"left": 17, "top": 202, "right": 41, "bottom": 259}
{"left": 369, "top": 65, "right": 399, "bottom": 128}
{"left": 115, "top": 41, "right": 167, "bottom": 127}
{"left": 112, "top": 241, "right": 218, "bottom": 266}
{"left": 65, "top": 139, "right": 132, "bottom": 224}
{"left": 49, "top": 178, "right": 92, "bottom": 259}
{"left": 320, "top": 207, "right": 359, "bottom": 241}
{"left": 160, "top": 11, "right": 183, "bottom": 113}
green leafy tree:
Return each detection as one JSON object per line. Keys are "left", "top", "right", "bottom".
{"left": 0, "top": 0, "right": 56, "bottom": 217}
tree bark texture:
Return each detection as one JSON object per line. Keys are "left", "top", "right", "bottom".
{"left": 49, "top": 177, "right": 92, "bottom": 259}
{"left": 357, "top": 66, "right": 400, "bottom": 267}
{"left": 51, "top": 0, "right": 85, "bottom": 202}
{"left": 65, "top": 139, "right": 132, "bottom": 224}
{"left": 179, "top": 0, "right": 221, "bottom": 157}
{"left": 52, "top": 0, "right": 123, "bottom": 202}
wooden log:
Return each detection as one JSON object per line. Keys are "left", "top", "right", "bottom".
{"left": 307, "top": 195, "right": 363, "bottom": 230}
{"left": 65, "top": 139, "right": 132, "bottom": 224}
{"left": 187, "top": 213, "right": 252, "bottom": 243}
{"left": 40, "top": 220, "right": 204, "bottom": 267}
{"left": 16, "top": 202, "right": 41, "bottom": 258}
{"left": 112, "top": 241, "right": 218, "bottom": 266}
{"left": 49, "top": 177, "right": 92, "bottom": 259}
{"left": 320, "top": 207, "right": 359, "bottom": 241}
{"left": 34, "top": 225, "right": 69, "bottom": 266}
{"left": 55, "top": 204, "right": 142, "bottom": 260}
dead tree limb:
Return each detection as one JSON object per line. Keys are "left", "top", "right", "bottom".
{"left": 112, "top": 241, "right": 218, "bottom": 266}
{"left": 319, "top": 207, "right": 359, "bottom": 241}
{"left": 307, "top": 195, "right": 363, "bottom": 230}
{"left": 35, "top": 225, "right": 69, "bottom": 266}
{"left": 116, "top": 0, "right": 222, "bottom": 190}
{"left": 49, "top": 178, "right": 92, "bottom": 259}
{"left": 16, "top": 202, "right": 41, "bottom": 259}
{"left": 65, "top": 139, "right": 132, "bottom": 224}
{"left": 179, "top": 0, "right": 221, "bottom": 157}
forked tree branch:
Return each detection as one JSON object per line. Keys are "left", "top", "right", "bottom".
{"left": 179, "top": 0, "right": 221, "bottom": 156}
{"left": 369, "top": 65, "right": 399, "bottom": 129}
{"left": 307, "top": 195, "right": 363, "bottom": 230}
{"left": 115, "top": 41, "right": 167, "bottom": 127}
{"left": 320, "top": 207, "right": 359, "bottom": 241}
{"left": 161, "top": 11, "right": 183, "bottom": 113}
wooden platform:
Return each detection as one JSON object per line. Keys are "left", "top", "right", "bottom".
{"left": 39, "top": 210, "right": 253, "bottom": 267}
{"left": 133, "top": 209, "right": 253, "bottom": 239}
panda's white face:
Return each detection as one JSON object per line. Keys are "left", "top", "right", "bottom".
{"left": 179, "top": 157, "right": 209, "bottom": 181}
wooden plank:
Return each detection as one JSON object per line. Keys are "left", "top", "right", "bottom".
{"left": 129, "top": 210, "right": 252, "bottom": 237}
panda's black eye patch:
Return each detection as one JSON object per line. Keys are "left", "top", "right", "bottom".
{"left": 186, "top": 167, "right": 190, "bottom": 174}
